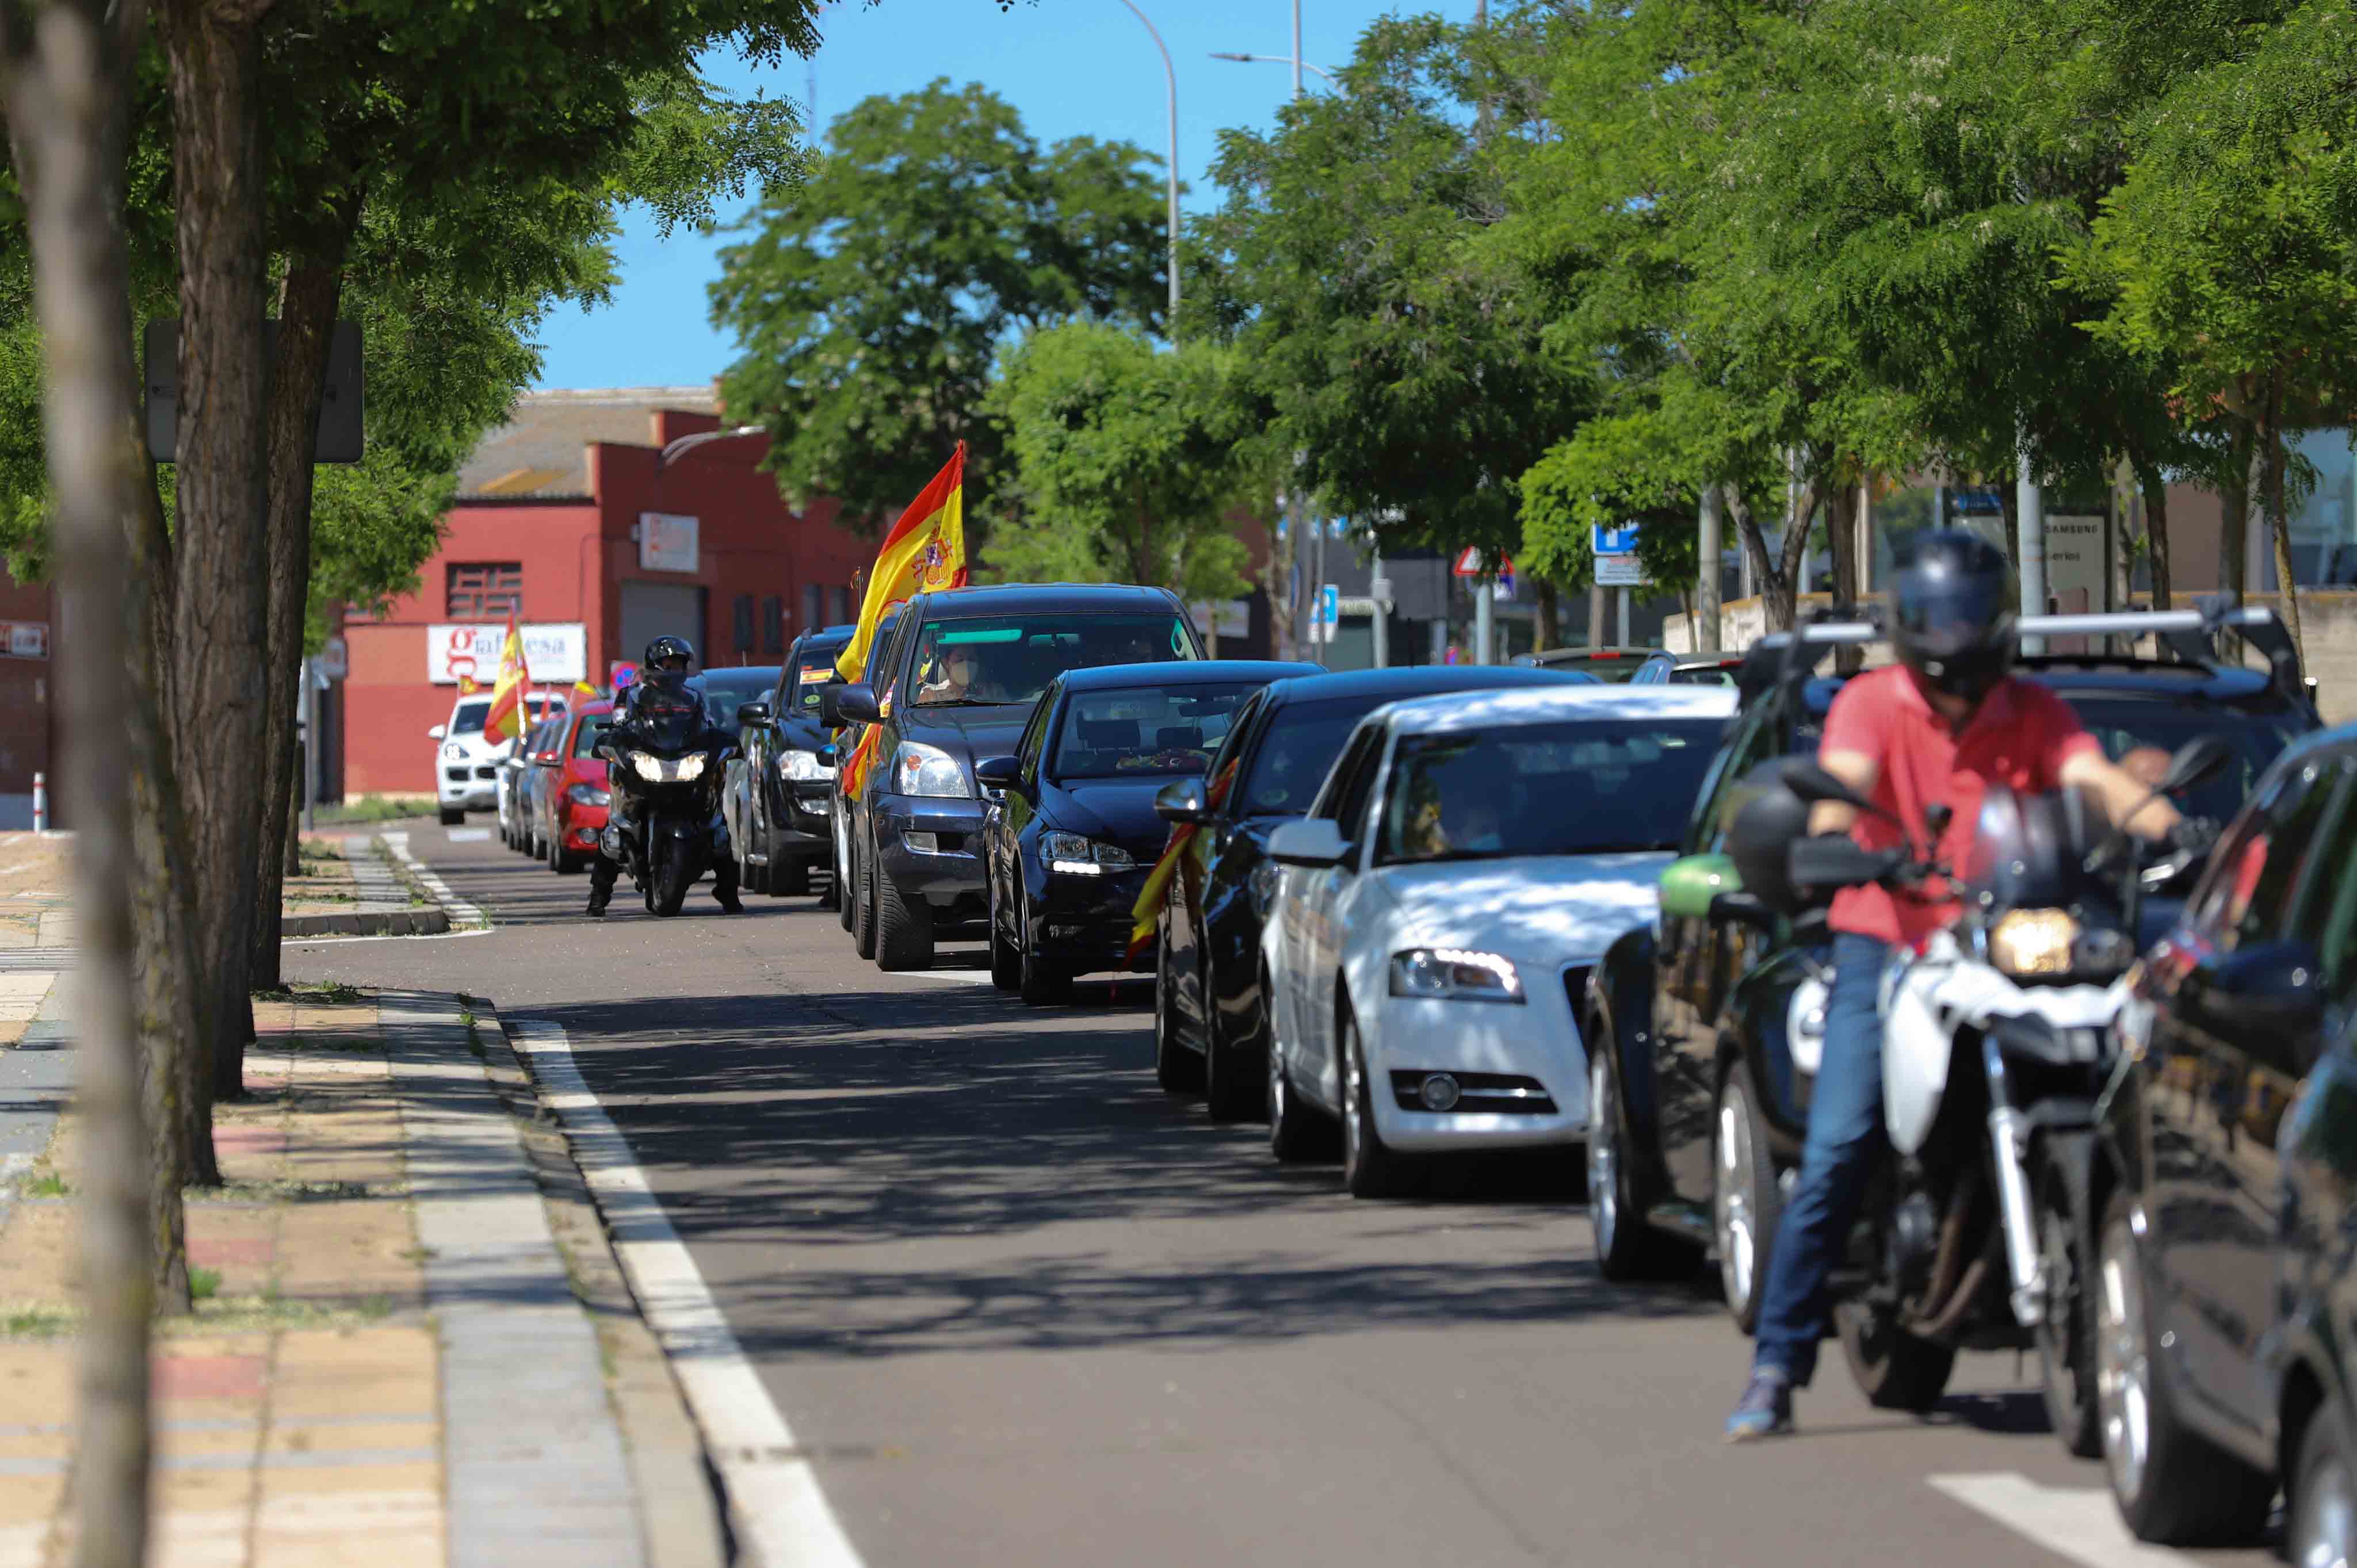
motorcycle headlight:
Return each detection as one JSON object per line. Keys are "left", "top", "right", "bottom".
{"left": 1042, "top": 831, "right": 1134, "bottom": 875}
{"left": 893, "top": 741, "right": 968, "bottom": 798}
{"left": 442, "top": 741, "right": 466, "bottom": 760}
{"left": 781, "top": 748, "right": 832, "bottom": 782}
{"left": 631, "top": 751, "right": 663, "bottom": 782}
{"left": 1389, "top": 948, "right": 1525, "bottom": 1004}
{"left": 1988, "top": 909, "right": 2079, "bottom": 978}
{"left": 675, "top": 751, "right": 706, "bottom": 782}
{"left": 566, "top": 783, "right": 610, "bottom": 808}
{"left": 1249, "top": 859, "right": 1281, "bottom": 916}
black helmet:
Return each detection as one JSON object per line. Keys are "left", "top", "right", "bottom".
{"left": 1890, "top": 530, "right": 2015, "bottom": 701}
{"left": 644, "top": 635, "right": 694, "bottom": 675}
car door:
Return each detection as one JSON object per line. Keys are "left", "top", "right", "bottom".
{"left": 1275, "top": 721, "right": 1383, "bottom": 1111}
{"left": 997, "top": 683, "right": 1057, "bottom": 921}
{"left": 1173, "top": 690, "right": 1266, "bottom": 1038}
{"left": 2151, "top": 748, "right": 2355, "bottom": 1424}
{"left": 1299, "top": 725, "right": 1391, "bottom": 1110}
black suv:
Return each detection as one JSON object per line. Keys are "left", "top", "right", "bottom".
{"left": 1584, "top": 625, "right": 2319, "bottom": 1329}
{"left": 837, "top": 584, "right": 1204, "bottom": 970}
{"left": 734, "top": 624, "right": 855, "bottom": 898}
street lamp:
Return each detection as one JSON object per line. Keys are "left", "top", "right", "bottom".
{"left": 1114, "top": 0, "right": 1180, "bottom": 323}
{"left": 657, "top": 423, "right": 763, "bottom": 473}
{"left": 1208, "top": 53, "right": 1338, "bottom": 87}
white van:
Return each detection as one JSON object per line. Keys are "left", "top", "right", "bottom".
{"left": 429, "top": 693, "right": 502, "bottom": 825}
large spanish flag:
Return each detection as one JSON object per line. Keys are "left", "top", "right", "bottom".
{"left": 834, "top": 442, "right": 968, "bottom": 682}
{"left": 483, "top": 616, "right": 532, "bottom": 744}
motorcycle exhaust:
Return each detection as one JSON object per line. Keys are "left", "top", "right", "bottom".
{"left": 1980, "top": 1035, "right": 2046, "bottom": 1328}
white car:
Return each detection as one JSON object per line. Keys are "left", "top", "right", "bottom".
{"left": 1260, "top": 683, "right": 1740, "bottom": 1197}
{"left": 429, "top": 693, "right": 503, "bottom": 825}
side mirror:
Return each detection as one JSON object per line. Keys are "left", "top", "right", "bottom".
{"left": 816, "top": 684, "right": 844, "bottom": 726}
{"left": 974, "top": 755, "right": 1020, "bottom": 788}
{"left": 2202, "top": 939, "right": 2325, "bottom": 1036}
{"left": 737, "top": 701, "right": 772, "bottom": 727}
{"left": 1267, "top": 817, "right": 1349, "bottom": 869}
{"left": 1154, "top": 777, "right": 1209, "bottom": 825}
{"left": 835, "top": 683, "right": 881, "bottom": 725}
{"left": 2163, "top": 735, "right": 2234, "bottom": 795}
{"left": 427, "top": 724, "right": 448, "bottom": 741}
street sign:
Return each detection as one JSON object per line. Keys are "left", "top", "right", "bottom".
{"left": 1452, "top": 548, "right": 1514, "bottom": 578}
{"left": 315, "top": 634, "right": 348, "bottom": 681}
{"left": 1596, "top": 555, "right": 1648, "bottom": 586}
{"left": 0, "top": 619, "right": 49, "bottom": 660}
{"left": 1495, "top": 565, "right": 1516, "bottom": 603}
{"left": 1592, "top": 522, "right": 1640, "bottom": 557}
{"left": 1313, "top": 583, "right": 1340, "bottom": 643}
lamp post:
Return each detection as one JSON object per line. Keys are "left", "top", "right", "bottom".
{"left": 1208, "top": 53, "right": 1338, "bottom": 87}
{"left": 1114, "top": 0, "right": 1179, "bottom": 323}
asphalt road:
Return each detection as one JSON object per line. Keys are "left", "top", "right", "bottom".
{"left": 289, "top": 820, "right": 2275, "bottom": 1568}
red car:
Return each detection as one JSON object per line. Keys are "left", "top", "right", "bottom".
{"left": 529, "top": 700, "right": 614, "bottom": 874}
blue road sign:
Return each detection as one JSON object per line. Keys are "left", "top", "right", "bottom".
{"left": 1592, "top": 522, "right": 1641, "bottom": 556}
{"left": 1318, "top": 583, "right": 1339, "bottom": 628}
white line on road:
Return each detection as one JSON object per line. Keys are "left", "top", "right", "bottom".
{"left": 509, "top": 1018, "right": 866, "bottom": 1568}
{"left": 1927, "top": 1473, "right": 2201, "bottom": 1568}
{"left": 444, "top": 827, "right": 492, "bottom": 843}
{"left": 377, "top": 831, "right": 487, "bottom": 927}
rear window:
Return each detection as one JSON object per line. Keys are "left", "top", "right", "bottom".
{"left": 1376, "top": 718, "right": 1723, "bottom": 863}
{"left": 450, "top": 701, "right": 490, "bottom": 735}
{"left": 907, "top": 613, "right": 1194, "bottom": 709}
{"left": 1051, "top": 683, "right": 1257, "bottom": 780}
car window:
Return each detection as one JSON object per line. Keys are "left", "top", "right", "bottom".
{"left": 450, "top": 700, "right": 490, "bottom": 736}
{"left": 788, "top": 649, "right": 845, "bottom": 714}
{"left": 1241, "top": 695, "right": 1388, "bottom": 816}
{"left": 1311, "top": 723, "right": 1385, "bottom": 825}
{"left": 1684, "top": 706, "right": 1777, "bottom": 856}
{"left": 2190, "top": 756, "right": 2344, "bottom": 949}
{"left": 1050, "top": 683, "right": 1258, "bottom": 781}
{"left": 1202, "top": 690, "right": 1265, "bottom": 808}
{"left": 571, "top": 716, "right": 610, "bottom": 759}
{"left": 1015, "top": 684, "right": 1058, "bottom": 786}
{"left": 904, "top": 613, "right": 1194, "bottom": 710}
{"left": 2064, "top": 699, "right": 2305, "bottom": 825}
{"left": 1376, "top": 718, "right": 1724, "bottom": 865}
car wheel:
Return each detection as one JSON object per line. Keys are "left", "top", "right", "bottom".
{"left": 1202, "top": 959, "right": 1265, "bottom": 1124}
{"left": 439, "top": 805, "right": 464, "bottom": 827}
{"left": 853, "top": 828, "right": 879, "bottom": 959}
{"left": 546, "top": 825, "right": 565, "bottom": 873}
{"left": 1153, "top": 933, "right": 1204, "bottom": 1094}
{"left": 2035, "top": 1147, "right": 2100, "bottom": 1459}
{"left": 2290, "top": 1405, "right": 2357, "bottom": 1568}
{"left": 741, "top": 835, "right": 769, "bottom": 896}
{"left": 1267, "top": 996, "right": 1335, "bottom": 1162}
{"left": 1340, "top": 1006, "right": 1418, "bottom": 1199}
{"left": 1713, "top": 1068, "right": 1783, "bottom": 1336}
{"left": 835, "top": 806, "right": 857, "bottom": 932}
{"left": 2095, "top": 1190, "right": 2275, "bottom": 1543}
{"left": 1017, "top": 885, "right": 1070, "bottom": 1005}
{"left": 873, "top": 845, "right": 935, "bottom": 972}
{"left": 988, "top": 881, "right": 1021, "bottom": 992}
{"left": 1586, "top": 1012, "right": 1689, "bottom": 1282}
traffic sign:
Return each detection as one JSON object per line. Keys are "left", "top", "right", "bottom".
{"left": 1592, "top": 522, "right": 1640, "bottom": 557}
{"left": 1596, "top": 554, "right": 1648, "bottom": 586}
{"left": 1452, "top": 548, "right": 1514, "bottom": 578}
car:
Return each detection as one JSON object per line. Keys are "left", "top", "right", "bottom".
{"left": 824, "top": 611, "right": 900, "bottom": 936}
{"left": 2089, "top": 723, "right": 2357, "bottom": 1550}
{"left": 1583, "top": 626, "right": 2322, "bottom": 1339}
{"left": 1514, "top": 645, "right": 1663, "bottom": 682}
{"left": 1260, "top": 683, "right": 1737, "bottom": 1198}
{"left": 1630, "top": 652, "right": 1743, "bottom": 686}
{"left": 500, "top": 705, "right": 568, "bottom": 851}
{"left": 1151, "top": 663, "right": 1605, "bottom": 1121}
{"left": 732, "top": 626, "right": 855, "bottom": 898}
{"left": 430, "top": 691, "right": 504, "bottom": 824}
{"left": 527, "top": 701, "right": 615, "bottom": 873}
{"left": 975, "top": 659, "right": 1315, "bottom": 1006}
{"left": 837, "top": 583, "right": 1206, "bottom": 971}
{"left": 694, "top": 664, "right": 781, "bottom": 731}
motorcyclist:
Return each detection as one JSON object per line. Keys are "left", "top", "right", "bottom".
{"left": 587, "top": 636, "right": 744, "bottom": 917}
{"left": 1724, "top": 530, "right": 2194, "bottom": 1440}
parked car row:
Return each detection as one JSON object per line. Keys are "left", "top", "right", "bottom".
{"left": 494, "top": 699, "right": 614, "bottom": 873}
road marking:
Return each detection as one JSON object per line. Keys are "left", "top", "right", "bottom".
{"left": 377, "top": 831, "right": 487, "bottom": 927}
{"left": 509, "top": 1019, "right": 866, "bottom": 1568}
{"left": 444, "top": 827, "right": 491, "bottom": 843}
{"left": 1927, "top": 1473, "right": 2202, "bottom": 1567}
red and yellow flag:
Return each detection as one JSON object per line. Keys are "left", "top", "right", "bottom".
{"left": 1126, "top": 756, "right": 1241, "bottom": 963}
{"left": 483, "top": 616, "right": 532, "bottom": 744}
{"left": 572, "top": 679, "right": 599, "bottom": 703}
{"left": 834, "top": 443, "right": 967, "bottom": 683}
{"left": 839, "top": 684, "right": 894, "bottom": 801}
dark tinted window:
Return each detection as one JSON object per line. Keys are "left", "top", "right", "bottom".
{"left": 907, "top": 613, "right": 1193, "bottom": 709}
{"left": 1376, "top": 718, "right": 1723, "bottom": 863}
{"left": 2190, "top": 756, "right": 2345, "bottom": 948}
{"left": 786, "top": 644, "right": 850, "bottom": 713}
{"left": 1313, "top": 724, "right": 1385, "bottom": 827}
{"left": 2064, "top": 700, "right": 2304, "bottom": 825}
{"left": 571, "top": 716, "right": 610, "bottom": 759}
{"left": 1241, "top": 696, "right": 1388, "bottom": 815}
{"left": 1684, "top": 707, "right": 1776, "bottom": 856}
{"left": 1051, "top": 683, "right": 1258, "bottom": 779}
{"left": 696, "top": 670, "right": 778, "bottom": 728}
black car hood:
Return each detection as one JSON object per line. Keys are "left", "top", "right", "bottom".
{"left": 900, "top": 703, "right": 1033, "bottom": 764}
{"left": 779, "top": 714, "right": 831, "bottom": 753}
{"left": 1044, "top": 775, "right": 1188, "bottom": 859}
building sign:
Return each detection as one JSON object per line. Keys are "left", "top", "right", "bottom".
{"left": 1596, "top": 555, "right": 1649, "bottom": 587}
{"left": 2045, "top": 513, "right": 2107, "bottom": 614}
{"left": 0, "top": 620, "right": 48, "bottom": 660}
{"left": 427, "top": 622, "right": 587, "bottom": 685}
{"left": 639, "top": 512, "right": 699, "bottom": 573}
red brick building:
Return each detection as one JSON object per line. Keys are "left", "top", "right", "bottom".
{"left": 0, "top": 572, "right": 54, "bottom": 828}
{"left": 342, "top": 388, "right": 875, "bottom": 798}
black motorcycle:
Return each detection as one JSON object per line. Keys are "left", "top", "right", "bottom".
{"left": 597, "top": 685, "right": 739, "bottom": 917}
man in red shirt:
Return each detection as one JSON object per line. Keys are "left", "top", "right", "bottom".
{"left": 1726, "top": 531, "right": 2182, "bottom": 1439}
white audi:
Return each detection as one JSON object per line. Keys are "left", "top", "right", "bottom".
{"left": 1260, "top": 683, "right": 1739, "bottom": 1196}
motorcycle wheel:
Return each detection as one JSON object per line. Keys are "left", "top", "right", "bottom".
{"left": 1714, "top": 1068, "right": 1783, "bottom": 1336}
{"left": 1836, "top": 1297, "right": 1955, "bottom": 1412}
{"left": 2035, "top": 1144, "right": 2100, "bottom": 1458}
{"left": 653, "top": 836, "right": 696, "bottom": 917}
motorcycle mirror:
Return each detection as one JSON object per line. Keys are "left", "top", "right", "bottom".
{"left": 2161, "top": 735, "right": 2234, "bottom": 795}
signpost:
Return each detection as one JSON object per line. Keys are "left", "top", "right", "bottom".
{"left": 1592, "top": 523, "right": 1643, "bottom": 645}
{"left": 1313, "top": 583, "right": 1340, "bottom": 652}
{"left": 1591, "top": 522, "right": 1641, "bottom": 557}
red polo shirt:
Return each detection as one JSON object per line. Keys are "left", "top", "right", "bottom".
{"left": 1820, "top": 666, "right": 2100, "bottom": 949}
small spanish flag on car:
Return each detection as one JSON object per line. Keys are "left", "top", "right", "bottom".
{"left": 1126, "top": 756, "right": 1240, "bottom": 963}
{"left": 572, "top": 678, "right": 599, "bottom": 702}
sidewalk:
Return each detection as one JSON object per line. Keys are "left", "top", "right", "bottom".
{"left": 0, "top": 987, "right": 716, "bottom": 1568}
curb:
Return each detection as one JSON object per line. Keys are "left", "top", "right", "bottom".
{"left": 280, "top": 907, "right": 452, "bottom": 938}
{"left": 372, "top": 830, "right": 489, "bottom": 930}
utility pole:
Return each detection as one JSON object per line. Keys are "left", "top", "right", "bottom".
{"left": 1474, "top": 568, "right": 1495, "bottom": 665}
{"left": 1698, "top": 487, "right": 1723, "bottom": 652}
{"left": 2016, "top": 430, "right": 2049, "bottom": 656}
{"left": 1116, "top": 0, "right": 1181, "bottom": 323}
{"left": 1369, "top": 544, "right": 1390, "bottom": 668}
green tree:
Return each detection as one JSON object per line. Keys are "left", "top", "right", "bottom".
{"left": 713, "top": 79, "right": 1167, "bottom": 534}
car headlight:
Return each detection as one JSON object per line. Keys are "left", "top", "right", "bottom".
{"left": 1042, "top": 831, "right": 1135, "bottom": 875}
{"left": 1988, "top": 909, "right": 2079, "bottom": 977}
{"left": 1389, "top": 948, "right": 1525, "bottom": 1004}
{"left": 1249, "top": 859, "right": 1281, "bottom": 915}
{"left": 893, "top": 741, "right": 968, "bottom": 798}
{"left": 442, "top": 741, "right": 466, "bottom": 760}
{"left": 781, "top": 748, "right": 832, "bottom": 782}
{"left": 631, "top": 751, "right": 662, "bottom": 782}
{"left": 566, "top": 783, "right": 610, "bottom": 807}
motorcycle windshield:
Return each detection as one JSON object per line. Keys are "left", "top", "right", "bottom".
{"left": 631, "top": 693, "right": 704, "bottom": 755}
{"left": 1963, "top": 786, "right": 2106, "bottom": 908}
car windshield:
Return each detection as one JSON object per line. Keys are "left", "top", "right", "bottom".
{"left": 1239, "top": 696, "right": 1381, "bottom": 814}
{"left": 571, "top": 717, "right": 610, "bottom": 759}
{"left": 1376, "top": 718, "right": 1723, "bottom": 863}
{"left": 697, "top": 671, "right": 776, "bottom": 726}
{"left": 450, "top": 701, "right": 490, "bottom": 736}
{"left": 790, "top": 649, "right": 849, "bottom": 713}
{"left": 1052, "top": 684, "right": 1257, "bottom": 779}
{"left": 908, "top": 614, "right": 1191, "bottom": 708}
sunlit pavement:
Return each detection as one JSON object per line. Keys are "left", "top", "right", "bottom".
{"left": 287, "top": 820, "right": 2276, "bottom": 1568}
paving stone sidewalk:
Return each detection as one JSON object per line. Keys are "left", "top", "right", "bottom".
{"left": 0, "top": 989, "right": 673, "bottom": 1568}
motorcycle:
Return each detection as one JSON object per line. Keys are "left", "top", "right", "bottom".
{"left": 1729, "top": 736, "right": 2227, "bottom": 1447}
{"left": 597, "top": 687, "right": 739, "bottom": 917}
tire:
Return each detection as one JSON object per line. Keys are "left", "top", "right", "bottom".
{"left": 988, "top": 884, "right": 1021, "bottom": 992}
{"left": 1203, "top": 960, "right": 1266, "bottom": 1123}
{"left": 546, "top": 827, "right": 564, "bottom": 873}
{"left": 2095, "top": 1190, "right": 2275, "bottom": 1543}
{"left": 853, "top": 831, "right": 879, "bottom": 958}
{"left": 1714, "top": 1068, "right": 1784, "bottom": 1336}
{"left": 439, "top": 805, "right": 465, "bottom": 826}
{"left": 1587, "top": 1015, "right": 1690, "bottom": 1282}
{"left": 652, "top": 836, "right": 696, "bottom": 917}
{"left": 742, "top": 839, "right": 770, "bottom": 896}
{"left": 873, "top": 851, "right": 935, "bottom": 972}
{"left": 2036, "top": 1144, "right": 2100, "bottom": 1459}
{"left": 835, "top": 807, "right": 857, "bottom": 931}
{"left": 773, "top": 855, "right": 811, "bottom": 898}
{"left": 1267, "top": 999, "right": 1335, "bottom": 1162}
{"left": 1340, "top": 1007, "right": 1419, "bottom": 1199}
{"left": 1153, "top": 934, "right": 1204, "bottom": 1094}
{"left": 2290, "top": 1403, "right": 2357, "bottom": 1568}
{"left": 1017, "top": 887, "right": 1069, "bottom": 1005}
{"left": 1836, "top": 1297, "right": 1955, "bottom": 1413}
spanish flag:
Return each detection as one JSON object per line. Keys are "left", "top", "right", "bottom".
{"left": 834, "top": 443, "right": 967, "bottom": 683}
{"left": 572, "top": 679, "right": 599, "bottom": 702}
{"left": 483, "top": 616, "right": 532, "bottom": 744}
{"left": 1126, "top": 756, "right": 1241, "bottom": 963}
{"left": 839, "top": 683, "right": 893, "bottom": 802}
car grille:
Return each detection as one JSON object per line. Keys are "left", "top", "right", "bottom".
{"left": 475, "top": 766, "right": 497, "bottom": 779}
{"left": 1388, "top": 1070, "right": 1558, "bottom": 1115}
{"left": 446, "top": 767, "right": 469, "bottom": 783}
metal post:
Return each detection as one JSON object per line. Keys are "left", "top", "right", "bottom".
{"left": 30, "top": 771, "right": 45, "bottom": 833}
{"left": 1588, "top": 583, "right": 1607, "bottom": 650}
{"left": 1618, "top": 586, "right": 1633, "bottom": 647}
{"left": 1369, "top": 544, "right": 1390, "bottom": 668}
{"left": 300, "top": 657, "right": 316, "bottom": 836}
{"left": 1293, "top": 0, "right": 1302, "bottom": 100}
{"left": 1474, "top": 576, "right": 1494, "bottom": 666}
{"left": 1698, "top": 487, "right": 1723, "bottom": 653}
{"left": 2016, "top": 430, "right": 2049, "bottom": 656}
{"left": 1116, "top": 0, "right": 1181, "bottom": 323}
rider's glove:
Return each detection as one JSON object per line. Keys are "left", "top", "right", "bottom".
{"left": 2165, "top": 816, "right": 2220, "bottom": 854}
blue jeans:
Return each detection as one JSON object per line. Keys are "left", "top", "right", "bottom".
{"left": 1752, "top": 932, "right": 1892, "bottom": 1386}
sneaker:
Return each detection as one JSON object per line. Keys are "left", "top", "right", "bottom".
{"left": 1724, "top": 1369, "right": 1793, "bottom": 1441}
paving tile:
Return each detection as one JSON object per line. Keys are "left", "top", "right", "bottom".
{"left": 268, "top": 1328, "right": 438, "bottom": 1421}
{"left": 148, "top": 1504, "right": 249, "bottom": 1568}
{"left": 251, "top": 1485, "right": 442, "bottom": 1568}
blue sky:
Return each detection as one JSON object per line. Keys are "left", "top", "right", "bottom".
{"left": 533, "top": 0, "right": 1480, "bottom": 390}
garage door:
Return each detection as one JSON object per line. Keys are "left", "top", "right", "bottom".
{"left": 619, "top": 582, "right": 706, "bottom": 671}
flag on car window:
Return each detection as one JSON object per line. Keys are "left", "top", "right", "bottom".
{"left": 839, "top": 684, "right": 895, "bottom": 802}
{"left": 483, "top": 615, "right": 532, "bottom": 743}
{"left": 1126, "top": 756, "right": 1240, "bottom": 963}
{"left": 834, "top": 442, "right": 967, "bottom": 683}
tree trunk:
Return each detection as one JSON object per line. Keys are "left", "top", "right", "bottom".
{"left": 2221, "top": 415, "right": 2255, "bottom": 609}
{"left": 0, "top": 3, "right": 167, "bottom": 1565}
{"left": 1534, "top": 577, "right": 1558, "bottom": 650}
{"left": 2262, "top": 370, "right": 2305, "bottom": 669}
{"left": 162, "top": 0, "right": 275, "bottom": 1102}
{"left": 1724, "top": 484, "right": 1795, "bottom": 631}
{"left": 250, "top": 233, "right": 356, "bottom": 990}
{"left": 2131, "top": 456, "right": 2173, "bottom": 613}
{"left": 1825, "top": 480, "right": 1862, "bottom": 674}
